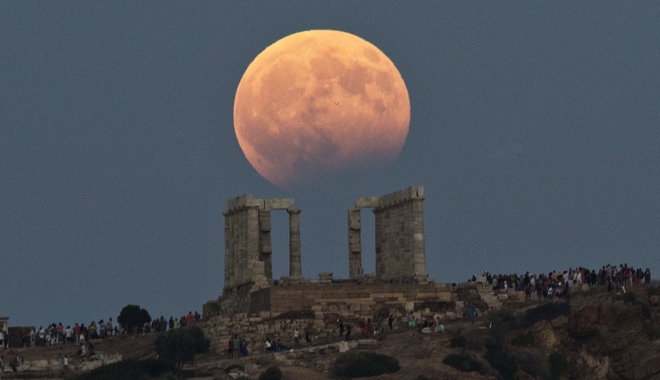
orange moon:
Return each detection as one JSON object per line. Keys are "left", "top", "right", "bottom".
{"left": 234, "top": 30, "right": 410, "bottom": 188}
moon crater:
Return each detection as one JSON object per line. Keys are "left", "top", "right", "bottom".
{"left": 234, "top": 30, "right": 410, "bottom": 188}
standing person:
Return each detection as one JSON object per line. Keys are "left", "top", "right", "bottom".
{"left": 305, "top": 331, "right": 311, "bottom": 345}
{"left": 388, "top": 314, "right": 394, "bottom": 331}
{"left": 233, "top": 336, "right": 241, "bottom": 359}
{"left": 57, "top": 323, "right": 64, "bottom": 344}
{"left": 227, "top": 336, "right": 234, "bottom": 358}
{"left": 168, "top": 316, "right": 174, "bottom": 330}
{"left": 65, "top": 326, "right": 72, "bottom": 344}
{"left": 345, "top": 324, "right": 352, "bottom": 341}
{"left": 408, "top": 312, "right": 416, "bottom": 335}
{"left": 293, "top": 328, "right": 300, "bottom": 347}
{"left": 338, "top": 319, "right": 345, "bottom": 339}
{"left": 186, "top": 311, "right": 194, "bottom": 325}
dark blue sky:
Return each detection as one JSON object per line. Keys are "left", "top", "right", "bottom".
{"left": 1, "top": 2, "right": 658, "bottom": 327}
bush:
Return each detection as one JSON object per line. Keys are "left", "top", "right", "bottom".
{"left": 154, "top": 325, "right": 210, "bottom": 376}
{"left": 117, "top": 304, "right": 151, "bottom": 333}
{"left": 512, "top": 348, "right": 550, "bottom": 379}
{"left": 442, "top": 353, "right": 482, "bottom": 373}
{"left": 74, "top": 359, "right": 168, "bottom": 380}
{"left": 449, "top": 335, "right": 465, "bottom": 348}
{"left": 549, "top": 351, "right": 566, "bottom": 380}
{"left": 488, "top": 310, "right": 517, "bottom": 341}
{"left": 485, "top": 349, "right": 518, "bottom": 379}
{"left": 615, "top": 292, "right": 637, "bottom": 304}
{"left": 641, "top": 304, "right": 652, "bottom": 319}
{"left": 332, "top": 352, "right": 400, "bottom": 377}
{"left": 259, "top": 366, "right": 282, "bottom": 380}
{"left": 520, "top": 302, "right": 570, "bottom": 328}
{"left": 642, "top": 326, "right": 660, "bottom": 340}
{"left": 511, "top": 332, "right": 535, "bottom": 347}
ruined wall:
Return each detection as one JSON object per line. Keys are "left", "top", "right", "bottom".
{"left": 203, "top": 281, "right": 454, "bottom": 355}
{"left": 223, "top": 194, "right": 301, "bottom": 292}
{"left": 349, "top": 186, "right": 427, "bottom": 281}
{"left": 375, "top": 186, "right": 426, "bottom": 281}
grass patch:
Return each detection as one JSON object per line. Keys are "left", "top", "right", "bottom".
{"left": 442, "top": 353, "right": 483, "bottom": 373}
{"left": 73, "top": 359, "right": 168, "bottom": 380}
{"left": 332, "top": 352, "right": 399, "bottom": 378}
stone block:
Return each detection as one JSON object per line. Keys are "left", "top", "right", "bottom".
{"left": 404, "top": 301, "right": 415, "bottom": 311}
{"left": 244, "top": 363, "right": 259, "bottom": 372}
{"left": 338, "top": 341, "right": 349, "bottom": 352}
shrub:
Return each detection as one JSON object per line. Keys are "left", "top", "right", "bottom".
{"left": 332, "top": 352, "right": 400, "bottom": 377}
{"left": 488, "top": 310, "right": 517, "bottom": 341}
{"left": 549, "top": 351, "right": 566, "bottom": 380}
{"left": 485, "top": 349, "right": 518, "bottom": 379}
{"left": 511, "top": 332, "right": 535, "bottom": 347}
{"left": 512, "top": 348, "right": 550, "bottom": 379}
{"left": 641, "top": 304, "right": 652, "bottom": 319}
{"left": 117, "top": 304, "right": 152, "bottom": 334}
{"left": 74, "top": 359, "right": 168, "bottom": 380}
{"left": 615, "top": 292, "right": 637, "bottom": 304}
{"left": 442, "top": 353, "right": 482, "bottom": 373}
{"left": 259, "top": 366, "right": 282, "bottom": 380}
{"left": 642, "top": 326, "right": 660, "bottom": 340}
{"left": 449, "top": 335, "right": 465, "bottom": 348}
{"left": 520, "top": 302, "right": 570, "bottom": 328}
{"left": 154, "top": 325, "right": 210, "bottom": 376}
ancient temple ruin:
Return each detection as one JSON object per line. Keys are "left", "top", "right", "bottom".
{"left": 348, "top": 186, "right": 427, "bottom": 282}
{"left": 205, "top": 186, "right": 437, "bottom": 318}
{"left": 223, "top": 195, "right": 303, "bottom": 291}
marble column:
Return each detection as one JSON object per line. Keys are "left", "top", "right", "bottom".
{"left": 288, "top": 208, "right": 302, "bottom": 277}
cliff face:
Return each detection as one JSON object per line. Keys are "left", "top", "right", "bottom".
{"left": 530, "top": 288, "right": 660, "bottom": 380}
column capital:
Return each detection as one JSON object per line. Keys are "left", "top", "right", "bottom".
{"left": 287, "top": 208, "right": 301, "bottom": 215}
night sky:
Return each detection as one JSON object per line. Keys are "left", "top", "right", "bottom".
{"left": 2, "top": 2, "right": 658, "bottom": 327}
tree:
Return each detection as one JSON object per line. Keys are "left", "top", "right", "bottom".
{"left": 117, "top": 304, "right": 151, "bottom": 333}
{"left": 154, "top": 325, "right": 210, "bottom": 378}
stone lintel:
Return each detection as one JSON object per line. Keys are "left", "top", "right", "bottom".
{"left": 354, "top": 197, "right": 380, "bottom": 208}
{"left": 264, "top": 198, "right": 295, "bottom": 211}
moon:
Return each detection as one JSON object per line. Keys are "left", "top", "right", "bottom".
{"left": 234, "top": 30, "right": 410, "bottom": 188}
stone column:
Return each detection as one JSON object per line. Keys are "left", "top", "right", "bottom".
{"left": 288, "top": 208, "right": 302, "bottom": 277}
{"left": 223, "top": 211, "right": 233, "bottom": 290}
{"left": 348, "top": 208, "right": 363, "bottom": 279}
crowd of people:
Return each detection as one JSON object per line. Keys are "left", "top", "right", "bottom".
{"left": 471, "top": 264, "right": 652, "bottom": 300}
{"left": 6, "top": 311, "right": 202, "bottom": 351}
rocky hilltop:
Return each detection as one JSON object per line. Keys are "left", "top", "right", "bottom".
{"left": 2, "top": 284, "right": 659, "bottom": 379}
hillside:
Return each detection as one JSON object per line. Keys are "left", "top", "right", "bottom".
{"left": 2, "top": 284, "right": 659, "bottom": 379}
